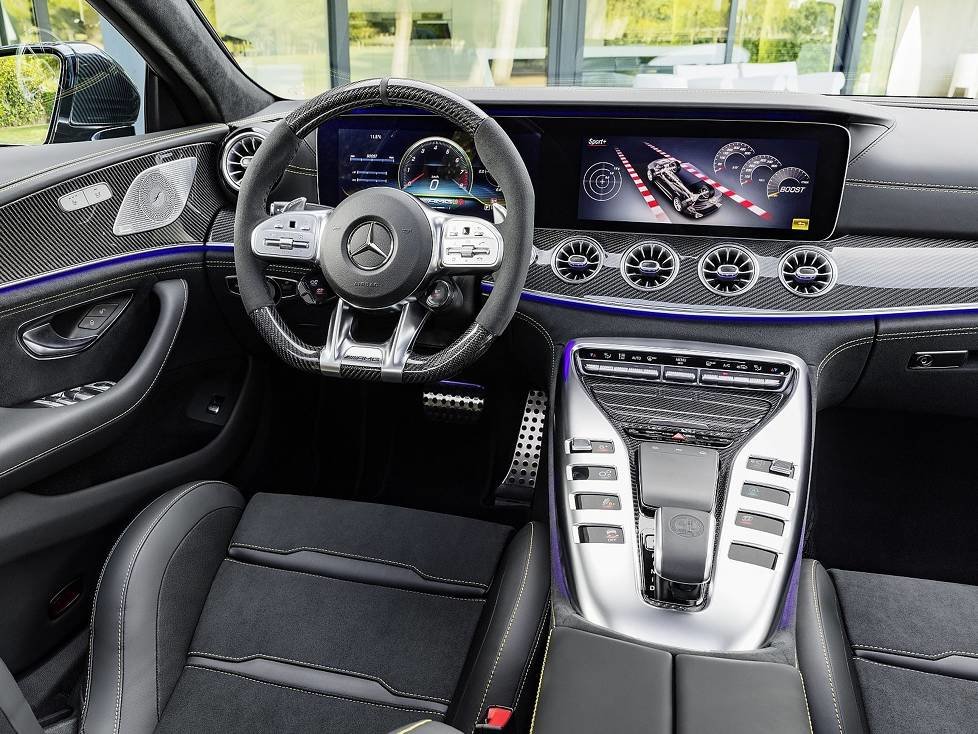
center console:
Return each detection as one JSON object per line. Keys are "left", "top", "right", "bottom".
{"left": 558, "top": 338, "right": 811, "bottom": 652}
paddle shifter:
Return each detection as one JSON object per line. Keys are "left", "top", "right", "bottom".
{"left": 639, "top": 442, "right": 720, "bottom": 605}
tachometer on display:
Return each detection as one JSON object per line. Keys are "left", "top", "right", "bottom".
{"left": 766, "top": 167, "right": 811, "bottom": 199}
{"left": 398, "top": 136, "right": 474, "bottom": 195}
{"left": 713, "top": 142, "right": 755, "bottom": 175}
{"left": 739, "top": 154, "right": 782, "bottom": 188}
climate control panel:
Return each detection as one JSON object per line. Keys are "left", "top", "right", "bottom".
{"left": 576, "top": 347, "right": 792, "bottom": 391}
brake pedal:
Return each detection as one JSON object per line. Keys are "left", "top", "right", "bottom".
{"left": 422, "top": 382, "right": 486, "bottom": 423}
{"left": 495, "top": 389, "right": 549, "bottom": 506}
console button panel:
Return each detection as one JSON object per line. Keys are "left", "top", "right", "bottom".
{"left": 569, "top": 438, "right": 615, "bottom": 454}
{"left": 570, "top": 465, "right": 618, "bottom": 481}
{"left": 559, "top": 338, "right": 809, "bottom": 652}
{"left": 575, "top": 493, "right": 621, "bottom": 510}
{"left": 578, "top": 348, "right": 791, "bottom": 391}
{"left": 734, "top": 511, "right": 785, "bottom": 536}
{"left": 728, "top": 543, "right": 778, "bottom": 570}
{"left": 579, "top": 525, "right": 625, "bottom": 544}
{"left": 741, "top": 482, "right": 791, "bottom": 506}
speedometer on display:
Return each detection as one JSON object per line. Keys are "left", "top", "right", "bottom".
{"left": 766, "top": 167, "right": 811, "bottom": 199}
{"left": 739, "top": 154, "right": 782, "bottom": 188}
{"left": 398, "top": 137, "right": 474, "bottom": 196}
{"left": 713, "top": 142, "right": 755, "bottom": 175}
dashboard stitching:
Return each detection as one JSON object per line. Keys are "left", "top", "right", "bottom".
{"left": 847, "top": 182, "right": 978, "bottom": 195}
{"left": 879, "top": 327, "right": 978, "bottom": 339}
{"left": 816, "top": 337, "right": 875, "bottom": 381}
{"left": 849, "top": 178, "right": 978, "bottom": 191}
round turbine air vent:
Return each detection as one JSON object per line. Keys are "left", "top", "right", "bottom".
{"left": 552, "top": 237, "right": 604, "bottom": 283}
{"left": 221, "top": 129, "right": 266, "bottom": 191}
{"left": 699, "top": 245, "right": 759, "bottom": 296}
{"left": 779, "top": 247, "right": 837, "bottom": 297}
{"left": 620, "top": 240, "right": 679, "bottom": 291}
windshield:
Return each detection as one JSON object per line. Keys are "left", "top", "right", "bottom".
{"left": 194, "top": 1, "right": 978, "bottom": 101}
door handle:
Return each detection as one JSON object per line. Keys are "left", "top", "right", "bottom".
{"left": 19, "top": 293, "right": 131, "bottom": 359}
{"left": 0, "top": 280, "right": 187, "bottom": 495}
{"left": 21, "top": 323, "right": 98, "bottom": 358}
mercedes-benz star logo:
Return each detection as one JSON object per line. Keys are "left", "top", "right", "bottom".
{"left": 347, "top": 221, "right": 394, "bottom": 271}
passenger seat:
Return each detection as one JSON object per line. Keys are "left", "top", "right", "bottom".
{"left": 797, "top": 560, "right": 978, "bottom": 733}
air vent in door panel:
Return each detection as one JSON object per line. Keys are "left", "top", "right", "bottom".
{"left": 221, "top": 130, "right": 266, "bottom": 191}
{"left": 552, "top": 236, "right": 604, "bottom": 283}
{"left": 699, "top": 245, "right": 759, "bottom": 296}
{"left": 620, "top": 240, "right": 678, "bottom": 291}
{"left": 779, "top": 247, "right": 837, "bottom": 297}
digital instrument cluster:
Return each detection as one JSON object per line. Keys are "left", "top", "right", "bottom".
{"left": 328, "top": 127, "right": 505, "bottom": 223}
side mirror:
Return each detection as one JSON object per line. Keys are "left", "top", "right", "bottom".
{"left": 0, "top": 42, "right": 140, "bottom": 146}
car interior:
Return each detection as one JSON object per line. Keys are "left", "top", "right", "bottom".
{"left": 2, "top": 1, "right": 978, "bottom": 732}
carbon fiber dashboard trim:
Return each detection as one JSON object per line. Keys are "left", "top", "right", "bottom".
{"left": 0, "top": 143, "right": 224, "bottom": 286}
{"left": 486, "top": 228, "right": 978, "bottom": 317}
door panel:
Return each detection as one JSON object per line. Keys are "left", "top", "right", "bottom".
{"left": 0, "top": 126, "right": 258, "bottom": 675}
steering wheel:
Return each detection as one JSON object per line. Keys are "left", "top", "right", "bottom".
{"left": 233, "top": 78, "right": 534, "bottom": 383}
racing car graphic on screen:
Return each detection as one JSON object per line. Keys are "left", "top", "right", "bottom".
{"left": 647, "top": 158, "right": 723, "bottom": 219}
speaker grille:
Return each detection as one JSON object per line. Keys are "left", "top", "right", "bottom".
{"left": 112, "top": 158, "right": 197, "bottom": 236}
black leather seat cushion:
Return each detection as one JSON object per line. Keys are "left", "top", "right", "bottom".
{"left": 81, "top": 484, "right": 549, "bottom": 734}
{"left": 798, "top": 560, "right": 978, "bottom": 734}
{"left": 229, "top": 494, "right": 513, "bottom": 595}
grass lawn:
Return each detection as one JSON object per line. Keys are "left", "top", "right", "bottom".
{"left": 0, "top": 123, "right": 50, "bottom": 146}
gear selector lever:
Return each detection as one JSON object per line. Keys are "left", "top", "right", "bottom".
{"left": 639, "top": 443, "right": 719, "bottom": 605}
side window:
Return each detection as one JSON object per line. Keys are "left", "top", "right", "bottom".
{"left": 0, "top": 0, "right": 145, "bottom": 146}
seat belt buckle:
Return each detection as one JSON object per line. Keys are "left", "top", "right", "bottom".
{"left": 475, "top": 706, "right": 513, "bottom": 730}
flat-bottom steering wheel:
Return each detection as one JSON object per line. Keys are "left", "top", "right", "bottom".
{"left": 233, "top": 78, "right": 534, "bottom": 383}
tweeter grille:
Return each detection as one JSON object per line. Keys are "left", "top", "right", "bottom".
{"left": 112, "top": 158, "right": 197, "bottom": 236}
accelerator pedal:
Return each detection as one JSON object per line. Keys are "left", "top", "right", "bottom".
{"left": 495, "top": 389, "right": 549, "bottom": 506}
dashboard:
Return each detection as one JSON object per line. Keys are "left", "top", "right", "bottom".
{"left": 244, "top": 93, "right": 978, "bottom": 321}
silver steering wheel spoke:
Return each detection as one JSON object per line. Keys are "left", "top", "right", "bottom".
{"left": 320, "top": 298, "right": 429, "bottom": 382}
{"left": 250, "top": 207, "right": 333, "bottom": 263}
{"left": 430, "top": 212, "right": 504, "bottom": 274}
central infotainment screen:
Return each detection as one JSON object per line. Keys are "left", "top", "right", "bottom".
{"left": 577, "top": 135, "right": 819, "bottom": 232}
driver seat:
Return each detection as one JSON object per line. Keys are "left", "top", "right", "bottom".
{"left": 79, "top": 481, "right": 549, "bottom": 734}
